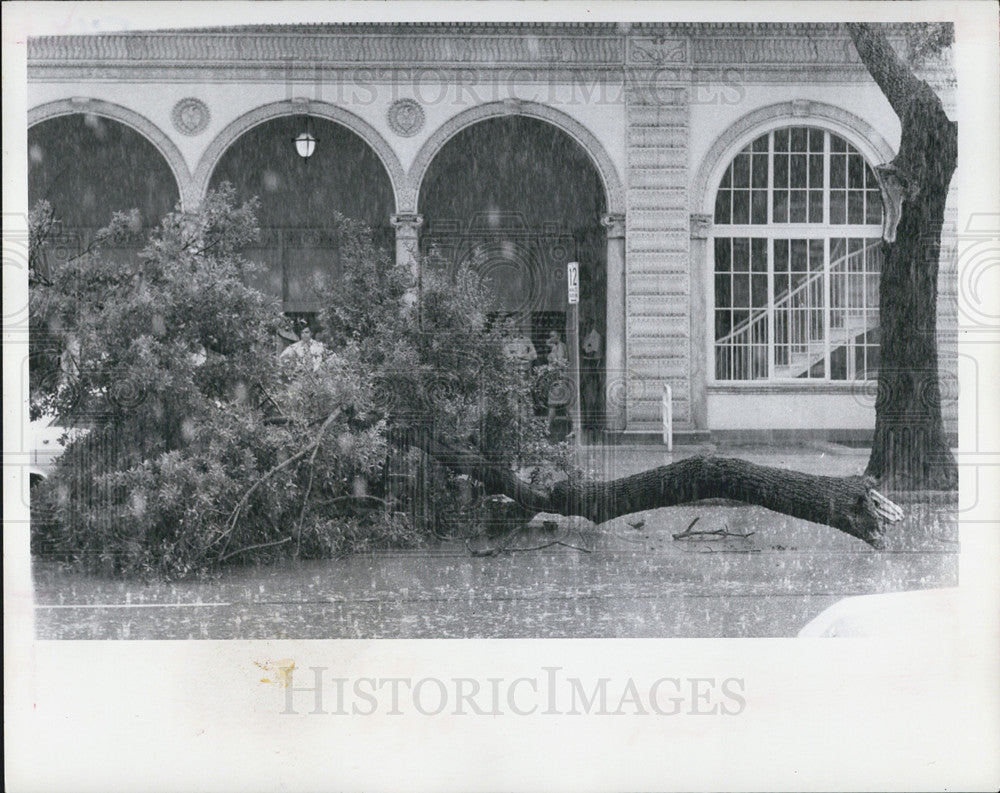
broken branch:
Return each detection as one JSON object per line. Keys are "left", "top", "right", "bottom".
{"left": 408, "top": 431, "right": 898, "bottom": 548}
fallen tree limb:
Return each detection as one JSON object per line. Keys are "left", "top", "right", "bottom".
{"left": 218, "top": 535, "right": 292, "bottom": 563}
{"left": 215, "top": 407, "right": 342, "bottom": 559}
{"left": 411, "top": 431, "right": 899, "bottom": 549}
{"left": 468, "top": 538, "right": 592, "bottom": 558}
{"left": 672, "top": 517, "right": 754, "bottom": 541}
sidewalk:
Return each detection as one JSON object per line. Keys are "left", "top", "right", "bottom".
{"left": 574, "top": 440, "right": 873, "bottom": 480}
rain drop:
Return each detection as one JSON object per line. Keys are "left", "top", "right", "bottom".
{"left": 262, "top": 170, "right": 282, "bottom": 192}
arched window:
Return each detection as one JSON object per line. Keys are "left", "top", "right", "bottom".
{"left": 712, "top": 126, "right": 884, "bottom": 381}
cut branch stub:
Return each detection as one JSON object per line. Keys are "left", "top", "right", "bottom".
{"left": 873, "top": 164, "right": 906, "bottom": 243}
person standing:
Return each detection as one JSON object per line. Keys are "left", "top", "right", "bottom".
{"left": 544, "top": 330, "right": 570, "bottom": 436}
{"left": 503, "top": 323, "right": 538, "bottom": 430}
{"left": 280, "top": 325, "right": 327, "bottom": 373}
{"left": 503, "top": 329, "right": 538, "bottom": 365}
{"left": 580, "top": 323, "right": 603, "bottom": 433}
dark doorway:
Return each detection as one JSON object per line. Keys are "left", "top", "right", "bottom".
{"left": 209, "top": 115, "right": 396, "bottom": 314}
{"left": 418, "top": 116, "right": 607, "bottom": 429}
{"left": 28, "top": 113, "right": 180, "bottom": 259}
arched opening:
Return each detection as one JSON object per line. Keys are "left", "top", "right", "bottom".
{"left": 28, "top": 113, "right": 183, "bottom": 406}
{"left": 418, "top": 115, "right": 608, "bottom": 429}
{"left": 28, "top": 113, "right": 181, "bottom": 257}
{"left": 208, "top": 114, "right": 396, "bottom": 318}
{"left": 711, "top": 125, "right": 884, "bottom": 383}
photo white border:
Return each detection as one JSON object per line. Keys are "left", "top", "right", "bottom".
{"left": 4, "top": 2, "right": 999, "bottom": 791}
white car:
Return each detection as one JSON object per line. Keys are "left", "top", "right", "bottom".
{"left": 28, "top": 412, "right": 88, "bottom": 482}
{"left": 798, "top": 587, "right": 959, "bottom": 638}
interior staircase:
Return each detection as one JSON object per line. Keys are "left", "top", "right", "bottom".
{"left": 716, "top": 240, "right": 880, "bottom": 380}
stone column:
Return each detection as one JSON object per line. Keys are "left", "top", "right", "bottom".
{"left": 602, "top": 213, "right": 627, "bottom": 433}
{"left": 689, "top": 213, "right": 712, "bottom": 431}
{"left": 390, "top": 213, "right": 424, "bottom": 293}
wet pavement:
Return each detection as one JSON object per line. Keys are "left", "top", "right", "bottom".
{"left": 33, "top": 443, "right": 959, "bottom": 639}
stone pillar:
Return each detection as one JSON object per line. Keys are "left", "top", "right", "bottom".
{"left": 390, "top": 213, "right": 423, "bottom": 291}
{"left": 622, "top": 78, "right": 691, "bottom": 433}
{"left": 689, "top": 213, "right": 713, "bottom": 431}
{"left": 602, "top": 213, "right": 627, "bottom": 433}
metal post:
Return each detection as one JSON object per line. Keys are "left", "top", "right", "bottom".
{"left": 568, "top": 302, "right": 582, "bottom": 447}
{"left": 662, "top": 383, "right": 673, "bottom": 451}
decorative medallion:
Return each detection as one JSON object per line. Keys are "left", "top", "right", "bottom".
{"left": 171, "top": 97, "right": 210, "bottom": 136}
{"left": 387, "top": 99, "right": 425, "bottom": 137}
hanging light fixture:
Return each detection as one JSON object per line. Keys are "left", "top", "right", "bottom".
{"left": 294, "top": 130, "right": 317, "bottom": 159}
{"left": 293, "top": 116, "right": 317, "bottom": 159}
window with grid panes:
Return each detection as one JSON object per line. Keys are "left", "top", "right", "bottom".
{"left": 712, "top": 127, "right": 884, "bottom": 382}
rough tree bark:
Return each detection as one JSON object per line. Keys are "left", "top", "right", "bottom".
{"left": 848, "top": 23, "right": 959, "bottom": 490}
{"left": 412, "top": 430, "right": 895, "bottom": 549}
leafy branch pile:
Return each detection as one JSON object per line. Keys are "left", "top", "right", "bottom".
{"left": 30, "top": 186, "right": 569, "bottom": 578}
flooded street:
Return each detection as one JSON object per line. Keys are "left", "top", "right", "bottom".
{"left": 34, "top": 446, "right": 958, "bottom": 639}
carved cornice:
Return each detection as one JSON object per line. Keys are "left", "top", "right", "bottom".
{"left": 27, "top": 31, "right": 626, "bottom": 66}
{"left": 27, "top": 24, "right": 954, "bottom": 93}
{"left": 27, "top": 64, "right": 900, "bottom": 86}
{"left": 691, "top": 35, "right": 861, "bottom": 65}
{"left": 27, "top": 22, "right": 950, "bottom": 71}
{"left": 29, "top": 65, "right": 634, "bottom": 84}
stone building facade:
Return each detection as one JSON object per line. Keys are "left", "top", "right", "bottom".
{"left": 27, "top": 22, "right": 958, "bottom": 441}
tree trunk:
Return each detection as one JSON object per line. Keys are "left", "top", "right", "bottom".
{"left": 847, "top": 23, "right": 958, "bottom": 490}
{"left": 412, "top": 430, "right": 891, "bottom": 549}
{"left": 865, "top": 167, "right": 957, "bottom": 489}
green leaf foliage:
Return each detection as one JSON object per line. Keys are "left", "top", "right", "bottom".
{"left": 30, "top": 187, "right": 569, "bottom": 578}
